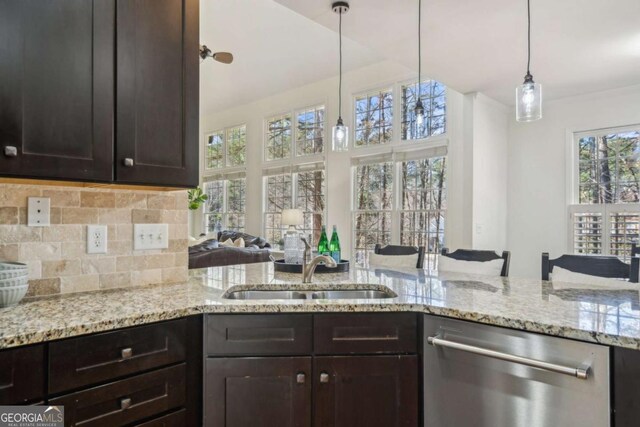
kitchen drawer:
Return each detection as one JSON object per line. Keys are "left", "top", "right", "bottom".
{"left": 133, "top": 408, "right": 186, "bottom": 427}
{"left": 0, "top": 344, "right": 45, "bottom": 404}
{"left": 49, "top": 319, "right": 187, "bottom": 394}
{"left": 314, "top": 313, "right": 417, "bottom": 355}
{"left": 206, "top": 314, "right": 312, "bottom": 356}
{"left": 49, "top": 364, "right": 186, "bottom": 427}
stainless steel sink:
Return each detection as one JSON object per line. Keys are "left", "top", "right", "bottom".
{"left": 223, "top": 287, "right": 396, "bottom": 300}
{"left": 223, "top": 290, "right": 308, "bottom": 300}
{"left": 310, "top": 290, "right": 395, "bottom": 299}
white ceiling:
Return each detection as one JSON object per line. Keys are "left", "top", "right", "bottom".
{"left": 201, "top": 0, "right": 640, "bottom": 114}
{"left": 274, "top": 0, "right": 640, "bottom": 105}
{"left": 199, "top": 0, "right": 381, "bottom": 115}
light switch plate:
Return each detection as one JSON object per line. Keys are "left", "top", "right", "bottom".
{"left": 87, "top": 225, "right": 108, "bottom": 254}
{"left": 133, "top": 224, "right": 169, "bottom": 250}
{"left": 28, "top": 197, "right": 50, "bottom": 227}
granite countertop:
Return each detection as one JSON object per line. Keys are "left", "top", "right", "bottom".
{"left": 2, "top": 262, "right": 640, "bottom": 350}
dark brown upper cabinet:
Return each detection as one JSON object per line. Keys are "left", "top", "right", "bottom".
{"left": 0, "top": 0, "right": 199, "bottom": 188}
{"left": 116, "top": 0, "right": 199, "bottom": 188}
{"left": 0, "top": 0, "right": 114, "bottom": 182}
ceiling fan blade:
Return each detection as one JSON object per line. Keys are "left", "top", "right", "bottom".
{"left": 212, "top": 52, "right": 233, "bottom": 64}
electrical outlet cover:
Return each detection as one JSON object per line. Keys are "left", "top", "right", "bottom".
{"left": 87, "top": 225, "right": 108, "bottom": 254}
{"left": 28, "top": 197, "right": 50, "bottom": 227}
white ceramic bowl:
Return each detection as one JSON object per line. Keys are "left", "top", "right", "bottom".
{"left": 0, "top": 276, "right": 29, "bottom": 288}
{"left": 0, "top": 262, "right": 28, "bottom": 271}
{"left": 0, "top": 269, "right": 29, "bottom": 280}
{"left": 0, "top": 284, "right": 28, "bottom": 307}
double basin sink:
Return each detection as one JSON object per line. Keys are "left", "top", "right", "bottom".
{"left": 223, "top": 288, "right": 397, "bottom": 300}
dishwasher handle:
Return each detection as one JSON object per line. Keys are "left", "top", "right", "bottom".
{"left": 427, "top": 335, "right": 589, "bottom": 380}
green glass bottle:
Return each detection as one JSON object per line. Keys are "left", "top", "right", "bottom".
{"left": 317, "top": 226, "right": 330, "bottom": 256}
{"left": 329, "top": 225, "right": 341, "bottom": 263}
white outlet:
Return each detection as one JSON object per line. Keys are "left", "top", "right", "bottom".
{"left": 87, "top": 225, "right": 108, "bottom": 254}
{"left": 28, "top": 197, "right": 50, "bottom": 227}
{"left": 134, "top": 224, "right": 169, "bottom": 250}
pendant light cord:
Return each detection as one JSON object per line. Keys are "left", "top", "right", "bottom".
{"left": 338, "top": 9, "right": 343, "bottom": 119}
{"left": 417, "top": 0, "right": 422, "bottom": 98}
{"left": 526, "top": 0, "right": 531, "bottom": 75}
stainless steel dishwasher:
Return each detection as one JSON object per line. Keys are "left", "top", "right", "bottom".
{"left": 424, "top": 316, "right": 610, "bottom": 427}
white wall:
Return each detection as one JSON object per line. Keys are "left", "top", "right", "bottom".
{"left": 198, "top": 60, "right": 493, "bottom": 258}
{"left": 507, "top": 84, "right": 640, "bottom": 278}
{"left": 469, "top": 93, "right": 509, "bottom": 251}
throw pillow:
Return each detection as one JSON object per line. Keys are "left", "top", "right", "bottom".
{"left": 437, "top": 256, "right": 503, "bottom": 276}
{"left": 369, "top": 253, "right": 419, "bottom": 268}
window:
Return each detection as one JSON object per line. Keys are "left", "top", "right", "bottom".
{"left": 226, "top": 125, "right": 247, "bottom": 167}
{"left": 264, "top": 173, "right": 293, "bottom": 248}
{"left": 204, "top": 125, "right": 247, "bottom": 170}
{"left": 401, "top": 80, "right": 446, "bottom": 140}
{"left": 400, "top": 157, "right": 446, "bottom": 268}
{"left": 205, "top": 131, "right": 224, "bottom": 169}
{"left": 354, "top": 89, "right": 393, "bottom": 147}
{"left": 265, "top": 106, "right": 326, "bottom": 161}
{"left": 353, "top": 161, "right": 394, "bottom": 264}
{"left": 570, "top": 127, "right": 640, "bottom": 259}
{"left": 203, "top": 177, "right": 246, "bottom": 233}
{"left": 296, "top": 169, "right": 325, "bottom": 244}
{"left": 266, "top": 114, "right": 292, "bottom": 161}
{"left": 264, "top": 166, "right": 326, "bottom": 249}
{"left": 296, "top": 106, "right": 325, "bottom": 156}
{"left": 352, "top": 149, "right": 447, "bottom": 267}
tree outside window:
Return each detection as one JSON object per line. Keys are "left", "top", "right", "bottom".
{"left": 354, "top": 89, "right": 393, "bottom": 147}
{"left": 572, "top": 129, "right": 640, "bottom": 259}
{"left": 401, "top": 80, "right": 446, "bottom": 140}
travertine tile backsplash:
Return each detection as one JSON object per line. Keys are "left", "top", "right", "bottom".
{"left": 0, "top": 184, "right": 189, "bottom": 296}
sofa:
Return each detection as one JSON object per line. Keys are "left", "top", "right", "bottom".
{"left": 188, "top": 231, "right": 272, "bottom": 269}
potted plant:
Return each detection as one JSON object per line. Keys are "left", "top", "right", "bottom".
{"left": 187, "top": 187, "right": 208, "bottom": 210}
{"left": 187, "top": 187, "right": 208, "bottom": 237}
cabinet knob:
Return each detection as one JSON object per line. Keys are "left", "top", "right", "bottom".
{"left": 123, "top": 158, "right": 134, "bottom": 167}
{"left": 4, "top": 146, "right": 17, "bottom": 157}
{"left": 296, "top": 373, "right": 306, "bottom": 384}
{"left": 121, "top": 347, "right": 133, "bottom": 359}
{"left": 120, "top": 397, "right": 132, "bottom": 410}
{"left": 320, "top": 372, "right": 330, "bottom": 383}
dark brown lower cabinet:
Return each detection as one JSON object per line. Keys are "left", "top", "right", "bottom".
{"left": 132, "top": 408, "right": 186, "bottom": 427}
{"left": 205, "top": 357, "right": 312, "bottom": 427}
{"left": 314, "top": 356, "right": 418, "bottom": 427}
{"left": 613, "top": 346, "right": 640, "bottom": 426}
{"left": 0, "top": 344, "right": 45, "bottom": 404}
{"left": 50, "top": 364, "right": 186, "bottom": 426}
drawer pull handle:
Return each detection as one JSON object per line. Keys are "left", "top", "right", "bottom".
{"left": 120, "top": 397, "right": 132, "bottom": 410}
{"left": 121, "top": 348, "right": 133, "bottom": 359}
{"left": 427, "top": 335, "right": 590, "bottom": 379}
{"left": 4, "top": 146, "right": 17, "bottom": 157}
{"left": 296, "top": 373, "right": 306, "bottom": 384}
{"left": 123, "top": 158, "right": 134, "bottom": 167}
{"left": 320, "top": 372, "right": 330, "bottom": 383}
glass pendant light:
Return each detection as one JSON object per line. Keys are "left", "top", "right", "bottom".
{"left": 516, "top": 0, "right": 542, "bottom": 122}
{"left": 332, "top": 2, "right": 350, "bottom": 151}
{"left": 414, "top": 0, "right": 425, "bottom": 128}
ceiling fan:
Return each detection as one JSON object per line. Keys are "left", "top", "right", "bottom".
{"left": 199, "top": 45, "right": 233, "bottom": 64}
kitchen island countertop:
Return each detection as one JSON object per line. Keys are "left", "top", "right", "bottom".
{"left": 1, "top": 262, "right": 640, "bottom": 350}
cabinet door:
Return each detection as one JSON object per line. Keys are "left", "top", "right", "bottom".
{"left": 205, "top": 357, "right": 311, "bottom": 427}
{"left": 0, "top": 0, "right": 114, "bottom": 181}
{"left": 0, "top": 345, "right": 45, "bottom": 404}
{"left": 116, "top": 0, "right": 199, "bottom": 187}
{"left": 314, "top": 356, "right": 418, "bottom": 427}
{"left": 613, "top": 347, "right": 640, "bottom": 426}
